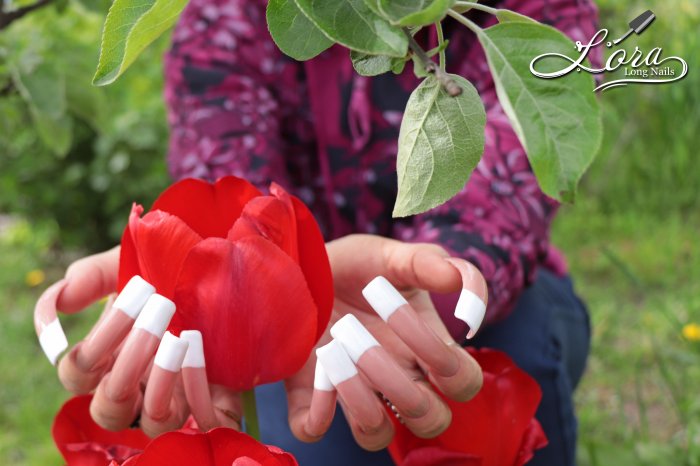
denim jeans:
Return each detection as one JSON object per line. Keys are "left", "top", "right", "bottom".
{"left": 256, "top": 269, "right": 591, "bottom": 466}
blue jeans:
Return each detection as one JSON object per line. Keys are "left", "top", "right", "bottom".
{"left": 256, "top": 269, "right": 590, "bottom": 466}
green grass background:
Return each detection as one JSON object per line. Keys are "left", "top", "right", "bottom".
{"left": 1, "top": 0, "right": 700, "bottom": 464}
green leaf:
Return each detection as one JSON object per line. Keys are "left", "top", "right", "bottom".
{"left": 30, "top": 108, "right": 73, "bottom": 157}
{"left": 13, "top": 62, "right": 66, "bottom": 120}
{"left": 350, "top": 51, "right": 408, "bottom": 76}
{"left": 267, "top": 0, "right": 333, "bottom": 61}
{"left": 393, "top": 74, "right": 485, "bottom": 217}
{"left": 378, "top": 0, "right": 456, "bottom": 27}
{"left": 495, "top": 9, "right": 538, "bottom": 23}
{"left": 93, "top": 0, "right": 189, "bottom": 86}
{"left": 475, "top": 22, "right": 601, "bottom": 202}
{"left": 294, "top": 0, "right": 407, "bottom": 57}
{"left": 362, "top": 0, "right": 383, "bottom": 17}
{"left": 451, "top": 0, "right": 478, "bottom": 14}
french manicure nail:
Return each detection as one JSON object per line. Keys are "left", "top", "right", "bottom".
{"left": 113, "top": 275, "right": 156, "bottom": 319}
{"left": 330, "top": 314, "right": 379, "bottom": 363}
{"left": 307, "top": 360, "right": 337, "bottom": 438}
{"left": 445, "top": 258, "right": 488, "bottom": 339}
{"left": 181, "top": 330, "right": 205, "bottom": 368}
{"left": 313, "top": 359, "right": 334, "bottom": 392}
{"left": 133, "top": 294, "right": 176, "bottom": 337}
{"left": 315, "top": 340, "right": 357, "bottom": 386}
{"left": 180, "top": 330, "right": 219, "bottom": 431}
{"left": 34, "top": 279, "right": 69, "bottom": 365}
{"left": 362, "top": 276, "right": 408, "bottom": 321}
{"left": 154, "top": 331, "right": 189, "bottom": 372}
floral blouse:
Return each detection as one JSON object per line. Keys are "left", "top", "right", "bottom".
{"left": 163, "top": 0, "right": 600, "bottom": 339}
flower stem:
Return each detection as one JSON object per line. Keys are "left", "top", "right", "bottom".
{"left": 435, "top": 21, "right": 446, "bottom": 72}
{"left": 242, "top": 389, "right": 261, "bottom": 441}
{"left": 447, "top": 9, "right": 483, "bottom": 35}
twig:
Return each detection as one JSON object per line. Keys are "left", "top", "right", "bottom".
{"left": 402, "top": 28, "right": 462, "bottom": 96}
{"left": 0, "top": 0, "right": 54, "bottom": 30}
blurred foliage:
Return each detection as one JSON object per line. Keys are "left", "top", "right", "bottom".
{"left": 0, "top": 0, "right": 169, "bottom": 250}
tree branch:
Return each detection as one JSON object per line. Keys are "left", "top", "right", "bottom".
{"left": 403, "top": 28, "right": 462, "bottom": 97}
{"left": 0, "top": 0, "right": 54, "bottom": 30}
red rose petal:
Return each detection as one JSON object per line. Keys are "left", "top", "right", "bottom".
{"left": 152, "top": 177, "right": 261, "bottom": 239}
{"left": 171, "top": 237, "right": 318, "bottom": 390}
{"left": 52, "top": 395, "right": 149, "bottom": 466}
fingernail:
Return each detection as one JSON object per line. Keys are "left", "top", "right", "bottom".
{"left": 34, "top": 279, "right": 69, "bottom": 365}
{"left": 180, "top": 330, "right": 205, "bottom": 368}
{"left": 313, "top": 360, "right": 335, "bottom": 392}
{"left": 113, "top": 275, "right": 156, "bottom": 319}
{"left": 362, "top": 276, "right": 407, "bottom": 321}
{"left": 133, "top": 294, "right": 176, "bottom": 338}
{"left": 315, "top": 340, "right": 358, "bottom": 386}
{"left": 444, "top": 258, "right": 488, "bottom": 339}
{"left": 330, "top": 314, "right": 379, "bottom": 363}
{"left": 39, "top": 319, "right": 68, "bottom": 365}
{"left": 154, "top": 332, "right": 189, "bottom": 372}
{"left": 455, "top": 289, "right": 486, "bottom": 339}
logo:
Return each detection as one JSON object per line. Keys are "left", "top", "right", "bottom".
{"left": 529, "top": 10, "right": 688, "bottom": 92}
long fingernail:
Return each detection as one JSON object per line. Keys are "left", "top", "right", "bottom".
{"left": 34, "top": 279, "right": 69, "bottom": 365}
{"left": 113, "top": 275, "right": 156, "bottom": 319}
{"left": 445, "top": 258, "right": 487, "bottom": 339}
{"left": 330, "top": 314, "right": 379, "bottom": 363}
{"left": 315, "top": 340, "right": 358, "bottom": 386}
{"left": 313, "top": 360, "right": 335, "bottom": 392}
{"left": 181, "top": 330, "right": 205, "bottom": 368}
{"left": 154, "top": 332, "right": 189, "bottom": 372}
{"left": 362, "top": 276, "right": 408, "bottom": 321}
{"left": 134, "top": 294, "right": 176, "bottom": 337}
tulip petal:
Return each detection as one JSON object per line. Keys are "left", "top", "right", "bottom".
{"left": 388, "top": 348, "right": 546, "bottom": 466}
{"left": 52, "top": 395, "right": 149, "bottom": 465}
{"left": 286, "top": 192, "right": 334, "bottom": 341}
{"left": 171, "top": 237, "right": 318, "bottom": 390}
{"left": 118, "top": 204, "right": 144, "bottom": 292}
{"left": 123, "top": 206, "right": 202, "bottom": 299}
{"left": 401, "top": 447, "right": 482, "bottom": 466}
{"left": 227, "top": 196, "right": 297, "bottom": 262}
{"left": 152, "top": 177, "right": 262, "bottom": 239}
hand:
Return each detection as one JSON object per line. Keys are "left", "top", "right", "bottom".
{"left": 34, "top": 247, "right": 241, "bottom": 438}
{"left": 284, "top": 234, "right": 487, "bottom": 451}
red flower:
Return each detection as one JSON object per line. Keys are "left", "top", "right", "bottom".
{"left": 123, "top": 428, "right": 298, "bottom": 466}
{"left": 388, "top": 348, "right": 548, "bottom": 466}
{"left": 52, "top": 395, "right": 150, "bottom": 465}
{"left": 118, "top": 177, "right": 333, "bottom": 390}
{"left": 52, "top": 396, "right": 297, "bottom": 466}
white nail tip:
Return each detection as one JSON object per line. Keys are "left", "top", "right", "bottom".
{"left": 313, "top": 361, "right": 335, "bottom": 392}
{"left": 133, "top": 294, "right": 176, "bottom": 337}
{"left": 39, "top": 319, "right": 68, "bottom": 365}
{"left": 113, "top": 275, "right": 156, "bottom": 319}
{"left": 454, "top": 288, "right": 486, "bottom": 339}
{"left": 180, "top": 330, "right": 206, "bottom": 368}
{"left": 362, "top": 276, "right": 408, "bottom": 321}
{"left": 316, "top": 340, "right": 358, "bottom": 386}
{"left": 154, "top": 331, "right": 189, "bottom": 372}
{"left": 330, "top": 314, "right": 379, "bottom": 363}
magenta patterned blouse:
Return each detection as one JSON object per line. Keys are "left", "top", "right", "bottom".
{"left": 163, "top": 0, "right": 600, "bottom": 339}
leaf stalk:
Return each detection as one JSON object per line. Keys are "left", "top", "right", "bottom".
{"left": 402, "top": 28, "right": 461, "bottom": 96}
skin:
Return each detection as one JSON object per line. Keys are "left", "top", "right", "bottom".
{"left": 44, "top": 235, "right": 484, "bottom": 450}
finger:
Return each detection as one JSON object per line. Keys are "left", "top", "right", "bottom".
{"left": 306, "top": 361, "right": 337, "bottom": 438}
{"left": 91, "top": 294, "right": 175, "bottom": 431}
{"left": 285, "top": 353, "right": 319, "bottom": 442}
{"left": 397, "top": 382, "right": 453, "bottom": 439}
{"left": 330, "top": 315, "right": 428, "bottom": 418}
{"left": 343, "top": 404, "right": 395, "bottom": 451}
{"left": 316, "top": 341, "right": 388, "bottom": 441}
{"left": 362, "top": 277, "right": 460, "bottom": 377}
{"left": 74, "top": 276, "right": 155, "bottom": 371}
{"left": 428, "top": 343, "right": 483, "bottom": 403}
{"left": 141, "top": 332, "right": 190, "bottom": 437}
{"left": 180, "top": 330, "right": 220, "bottom": 431}
{"left": 58, "top": 296, "right": 117, "bottom": 394}
{"left": 59, "top": 247, "right": 120, "bottom": 313}
{"left": 209, "top": 384, "right": 242, "bottom": 430}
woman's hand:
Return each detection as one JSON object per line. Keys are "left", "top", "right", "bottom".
{"left": 285, "top": 234, "right": 487, "bottom": 451}
{"left": 35, "top": 234, "right": 487, "bottom": 449}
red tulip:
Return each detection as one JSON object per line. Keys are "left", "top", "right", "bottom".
{"left": 123, "top": 428, "right": 298, "bottom": 466}
{"left": 117, "top": 177, "right": 333, "bottom": 390}
{"left": 52, "top": 395, "right": 150, "bottom": 466}
{"left": 388, "top": 348, "right": 548, "bottom": 466}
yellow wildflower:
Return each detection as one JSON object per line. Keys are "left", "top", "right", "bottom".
{"left": 25, "top": 269, "right": 46, "bottom": 287}
{"left": 682, "top": 323, "right": 700, "bottom": 342}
